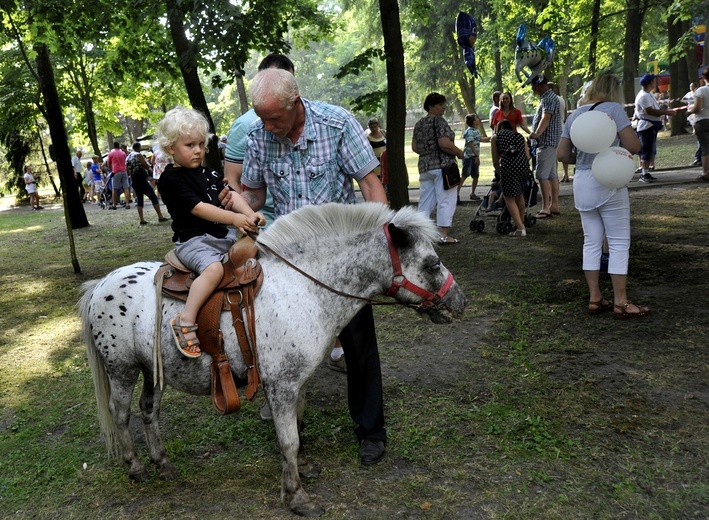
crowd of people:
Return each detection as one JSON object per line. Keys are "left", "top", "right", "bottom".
{"left": 60, "top": 141, "right": 172, "bottom": 226}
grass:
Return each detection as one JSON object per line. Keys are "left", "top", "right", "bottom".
{"left": 1, "top": 132, "right": 707, "bottom": 518}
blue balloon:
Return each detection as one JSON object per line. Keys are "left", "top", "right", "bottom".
{"left": 456, "top": 12, "right": 478, "bottom": 78}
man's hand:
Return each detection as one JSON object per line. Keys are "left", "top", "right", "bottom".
{"left": 218, "top": 185, "right": 233, "bottom": 210}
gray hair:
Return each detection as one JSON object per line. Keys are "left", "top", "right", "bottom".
{"left": 251, "top": 69, "right": 300, "bottom": 111}
{"left": 155, "top": 106, "right": 212, "bottom": 157}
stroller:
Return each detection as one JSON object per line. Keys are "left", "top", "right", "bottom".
{"left": 470, "top": 171, "right": 539, "bottom": 234}
{"left": 98, "top": 172, "right": 113, "bottom": 209}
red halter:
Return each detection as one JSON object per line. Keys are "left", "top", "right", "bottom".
{"left": 383, "top": 224, "right": 454, "bottom": 308}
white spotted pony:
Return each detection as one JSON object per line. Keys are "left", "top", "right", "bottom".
{"left": 79, "top": 202, "right": 466, "bottom": 517}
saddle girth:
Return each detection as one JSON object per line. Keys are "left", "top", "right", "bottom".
{"left": 154, "top": 236, "right": 263, "bottom": 415}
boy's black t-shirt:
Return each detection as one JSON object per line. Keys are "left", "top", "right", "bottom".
{"left": 158, "top": 164, "right": 228, "bottom": 242}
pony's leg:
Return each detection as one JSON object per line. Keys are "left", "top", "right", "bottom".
{"left": 269, "top": 386, "right": 324, "bottom": 517}
{"left": 108, "top": 373, "right": 151, "bottom": 482}
{"left": 139, "top": 369, "right": 179, "bottom": 480}
{"left": 296, "top": 386, "right": 320, "bottom": 479}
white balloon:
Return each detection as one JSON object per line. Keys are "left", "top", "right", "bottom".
{"left": 570, "top": 110, "right": 617, "bottom": 153}
{"left": 592, "top": 147, "right": 635, "bottom": 189}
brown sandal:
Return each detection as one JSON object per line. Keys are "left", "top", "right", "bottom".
{"left": 588, "top": 298, "right": 613, "bottom": 315}
{"left": 171, "top": 314, "right": 201, "bottom": 358}
{"left": 613, "top": 301, "right": 650, "bottom": 320}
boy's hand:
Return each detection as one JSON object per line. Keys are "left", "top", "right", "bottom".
{"left": 252, "top": 212, "right": 266, "bottom": 227}
{"left": 233, "top": 213, "right": 260, "bottom": 234}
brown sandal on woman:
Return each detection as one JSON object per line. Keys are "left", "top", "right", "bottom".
{"left": 613, "top": 301, "right": 650, "bottom": 320}
{"left": 588, "top": 298, "right": 613, "bottom": 315}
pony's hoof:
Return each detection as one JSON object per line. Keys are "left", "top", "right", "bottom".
{"left": 291, "top": 501, "right": 325, "bottom": 517}
{"left": 298, "top": 462, "right": 321, "bottom": 479}
{"left": 157, "top": 461, "right": 179, "bottom": 480}
{"left": 129, "top": 467, "right": 151, "bottom": 482}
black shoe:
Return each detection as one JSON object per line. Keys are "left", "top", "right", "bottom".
{"left": 644, "top": 173, "right": 657, "bottom": 180}
{"left": 140, "top": 221, "right": 148, "bottom": 226}
{"left": 639, "top": 175, "right": 654, "bottom": 184}
{"left": 158, "top": 217, "right": 170, "bottom": 222}
{"left": 359, "top": 439, "right": 385, "bottom": 466}
{"left": 689, "top": 159, "right": 701, "bottom": 167}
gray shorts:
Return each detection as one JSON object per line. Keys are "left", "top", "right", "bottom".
{"left": 535, "top": 146, "right": 558, "bottom": 181}
{"left": 175, "top": 229, "right": 237, "bottom": 274}
{"left": 112, "top": 171, "right": 130, "bottom": 191}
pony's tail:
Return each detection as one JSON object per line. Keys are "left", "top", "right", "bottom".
{"left": 78, "top": 280, "right": 122, "bottom": 459}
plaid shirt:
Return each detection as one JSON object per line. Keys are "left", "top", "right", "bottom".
{"left": 242, "top": 98, "right": 379, "bottom": 217}
{"left": 532, "top": 88, "right": 562, "bottom": 148}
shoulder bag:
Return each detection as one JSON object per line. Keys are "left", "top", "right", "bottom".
{"left": 432, "top": 118, "right": 461, "bottom": 190}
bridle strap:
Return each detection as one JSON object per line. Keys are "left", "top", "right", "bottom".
{"left": 383, "top": 224, "right": 454, "bottom": 306}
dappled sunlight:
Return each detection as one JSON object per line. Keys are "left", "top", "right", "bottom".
{"left": 0, "top": 312, "right": 84, "bottom": 408}
{"left": 0, "top": 224, "right": 45, "bottom": 235}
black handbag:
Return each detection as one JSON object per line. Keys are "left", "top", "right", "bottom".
{"left": 441, "top": 162, "right": 461, "bottom": 190}
{"left": 432, "top": 118, "right": 461, "bottom": 190}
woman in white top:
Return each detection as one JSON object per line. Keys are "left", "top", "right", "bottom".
{"left": 557, "top": 73, "right": 649, "bottom": 319}
{"left": 688, "top": 67, "right": 709, "bottom": 181}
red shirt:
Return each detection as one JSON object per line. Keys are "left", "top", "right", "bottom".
{"left": 491, "top": 108, "right": 526, "bottom": 132}
{"left": 107, "top": 148, "right": 127, "bottom": 173}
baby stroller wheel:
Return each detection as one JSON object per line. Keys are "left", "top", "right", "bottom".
{"left": 503, "top": 222, "right": 514, "bottom": 235}
{"left": 469, "top": 219, "right": 478, "bottom": 232}
{"left": 525, "top": 215, "right": 537, "bottom": 227}
{"left": 476, "top": 220, "right": 485, "bottom": 232}
{"left": 496, "top": 222, "right": 505, "bottom": 235}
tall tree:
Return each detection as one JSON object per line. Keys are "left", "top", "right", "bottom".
{"left": 35, "top": 42, "right": 85, "bottom": 271}
{"left": 622, "top": 0, "right": 650, "bottom": 104}
{"left": 166, "top": 0, "right": 223, "bottom": 172}
{"left": 379, "top": 0, "right": 409, "bottom": 208}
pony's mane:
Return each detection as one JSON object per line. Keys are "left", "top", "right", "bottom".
{"left": 257, "top": 202, "right": 438, "bottom": 254}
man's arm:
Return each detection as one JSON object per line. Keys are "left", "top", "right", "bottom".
{"left": 357, "top": 172, "right": 387, "bottom": 204}
{"left": 224, "top": 162, "right": 243, "bottom": 193}
{"left": 530, "top": 112, "right": 551, "bottom": 140}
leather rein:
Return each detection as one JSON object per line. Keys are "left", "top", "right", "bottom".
{"left": 250, "top": 224, "right": 454, "bottom": 311}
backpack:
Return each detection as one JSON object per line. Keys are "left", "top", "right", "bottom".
{"left": 127, "top": 152, "right": 148, "bottom": 183}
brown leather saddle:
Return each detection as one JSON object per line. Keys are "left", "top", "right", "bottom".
{"left": 155, "top": 236, "right": 264, "bottom": 415}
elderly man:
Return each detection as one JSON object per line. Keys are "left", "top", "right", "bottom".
{"left": 530, "top": 75, "right": 563, "bottom": 218}
{"left": 238, "top": 68, "right": 388, "bottom": 466}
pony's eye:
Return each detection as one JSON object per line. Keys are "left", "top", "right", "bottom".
{"left": 426, "top": 262, "right": 441, "bottom": 273}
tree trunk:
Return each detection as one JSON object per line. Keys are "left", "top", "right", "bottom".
{"left": 166, "top": 0, "right": 223, "bottom": 174}
{"left": 622, "top": 0, "right": 647, "bottom": 105}
{"left": 35, "top": 43, "right": 85, "bottom": 272}
{"left": 667, "top": 15, "right": 689, "bottom": 135}
{"left": 378, "top": 0, "right": 409, "bottom": 209}
{"left": 588, "top": 0, "right": 601, "bottom": 78}
{"left": 236, "top": 72, "right": 249, "bottom": 115}
{"left": 36, "top": 126, "right": 61, "bottom": 198}
{"left": 704, "top": 15, "right": 709, "bottom": 68}
{"left": 494, "top": 48, "right": 503, "bottom": 93}
{"left": 684, "top": 18, "right": 699, "bottom": 83}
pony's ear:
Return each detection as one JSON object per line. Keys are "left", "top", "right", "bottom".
{"left": 386, "top": 223, "right": 411, "bottom": 248}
